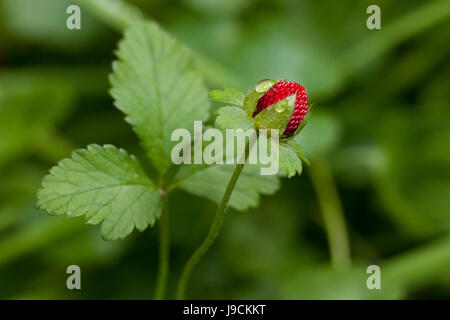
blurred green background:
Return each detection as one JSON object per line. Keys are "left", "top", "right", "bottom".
{"left": 0, "top": 0, "right": 449, "bottom": 299}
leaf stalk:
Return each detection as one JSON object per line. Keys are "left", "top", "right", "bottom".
{"left": 176, "top": 157, "right": 247, "bottom": 299}
{"left": 154, "top": 193, "right": 170, "bottom": 299}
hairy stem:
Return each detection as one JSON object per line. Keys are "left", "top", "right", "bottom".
{"left": 309, "top": 158, "right": 351, "bottom": 268}
{"left": 176, "top": 162, "right": 246, "bottom": 299}
{"left": 154, "top": 193, "right": 170, "bottom": 299}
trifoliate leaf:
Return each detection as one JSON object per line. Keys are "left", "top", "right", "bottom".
{"left": 110, "top": 22, "right": 210, "bottom": 175}
{"left": 36, "top": 144, "right": 161, "bottom": 240}
{"left": 215, "top": 106, "right": 255, "bottom": 130}
{"left": 174, "top": 165, "right": 279, "bottom": 211}
{"left": 210, "top": 88, "right": 245, "bottom": 106}
{"left": 279, "top": 142, "right": 303, "bottom": 178}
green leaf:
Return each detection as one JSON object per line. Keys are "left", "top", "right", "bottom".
{"left": 215, "top": 106, "right": 255, "bottom": 130}
{"left": 110, "top": 22, "right": 210, "bottom": 174}
{"left": 174, "top": 164, "right": 279, "bottom": 211}
{"left": 210, "top": 88, "right": 245, "bottom": 106}
{"left": 36, "top": 144, "right": 161, "bottom": 240}
{"left": 279, "top": 142, "right": 303, "bottom": 178}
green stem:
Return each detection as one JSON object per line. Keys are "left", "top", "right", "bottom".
{"left": 176, "top": 162, "right": 246, "bottom": 299}
{"left": 309, "top": 158, "right": 351, "bottom": 268}
{"left": 154, "top": 192, "right": 169, "bottom": 299}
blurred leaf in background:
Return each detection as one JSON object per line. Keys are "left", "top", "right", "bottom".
{"left": 0, "top": 0, "right": 449, "bottom": 300}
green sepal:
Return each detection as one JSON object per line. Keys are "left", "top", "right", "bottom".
{"left": 242, "top": 79, "right": 276, "bottom": 116}
{"left": 210, "top": 88, "right": 245, "bottom": 107}
{"left": 287, "top": 139, "right": 310, "bottom": 165}
{"left": 279, "top": 142, "right": 303, "bottom": 178}
{"left": 243, "top": 90, "right": 264, "bottom": 116}
{"left": 255, "top": 79, "right": 276, "bottom": 93}
{"left": 215, "top": 106, "right": 255, "bottom": 130}
{"left": 253, "top": 94, "right": 296, "bottom": 132}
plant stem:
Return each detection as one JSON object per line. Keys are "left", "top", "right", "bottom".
{"left": 154, "top": 193, "right": 169, "bottom": 299}
{"left": 176, "top": 162, "right": 246, "bottom": 299}
{"left": 309, "top": 158, "right": 351, "bottom": 268}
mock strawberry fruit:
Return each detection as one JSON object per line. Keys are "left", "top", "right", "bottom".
{"left": 251, "top": 80, "right": 308, "bottom": 137}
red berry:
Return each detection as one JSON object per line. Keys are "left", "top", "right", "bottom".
{"left": 252, "top": 81, "right": 308, "bottom": 137}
